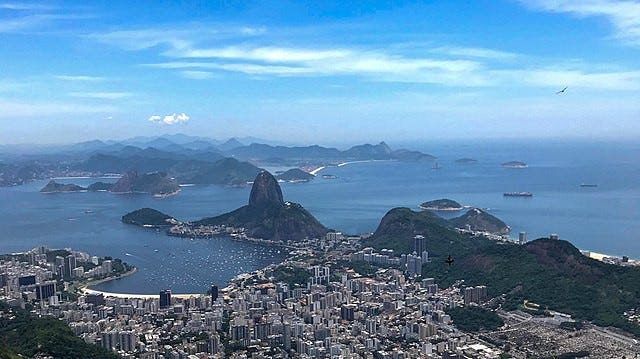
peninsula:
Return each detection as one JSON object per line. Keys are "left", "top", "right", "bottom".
{"left": 124, "top": 171, "right": 329, "bottom": 242}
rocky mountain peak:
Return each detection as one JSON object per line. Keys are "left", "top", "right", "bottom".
{"left": 248, "top": 171, "right": 284, "bottom": 207}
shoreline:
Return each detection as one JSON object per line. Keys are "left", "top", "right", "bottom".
{"left": 79, "top": 267, "right": 204, "bottom": 298}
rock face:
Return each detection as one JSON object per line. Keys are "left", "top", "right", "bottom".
{"left": 249, "top": 171, "right": 284, "bottom": 206}
{"left": 449, "top": 208, "right": 510, "bottom": 234}
{"left": 196, "top": 171, "right": 328, "bottom": 241}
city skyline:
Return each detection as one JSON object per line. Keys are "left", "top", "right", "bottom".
{"left": 1, "top": 0, "right": 640, "bottom": 144}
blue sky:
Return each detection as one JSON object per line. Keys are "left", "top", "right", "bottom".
{"left": 1, "top": 0, "right": 639, "bottom": 145}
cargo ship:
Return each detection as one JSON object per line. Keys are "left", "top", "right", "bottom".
{"left": 503, "top": 192, "right": 533, "bottom": 197}
{"left": 580, "top": 184, "right": 598, "bottom": 188}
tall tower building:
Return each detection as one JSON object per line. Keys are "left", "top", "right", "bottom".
{"left": 414, "top": 235, "right": 426, "bottom": 256}
{"left": 211, "top": 285, "right": 219, "bottom": 302}
{"left": 159, "top": 289, "right": 172, "bottom": 309}
{"left": 519, "top": 232, "right": 527, "bottom": 244}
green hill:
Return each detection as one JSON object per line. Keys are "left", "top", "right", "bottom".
{"left": 450, "top": 208, "right": 511, "bottom": 234}
{"left": 0, "top": 303, "right": 118, "bottom": 359}
{"left": 365, "top": 208, "right": 640, "bottom": 336}
{"left": 122, "top": 208, "right": 175, "bottom": 227}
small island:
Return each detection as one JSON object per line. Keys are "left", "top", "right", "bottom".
{"left": 420, "top": 198, "right": 465, "bottom": 211}
{"left": 122, "top": 208, "right": 176, "bottom": 227}
{"left": 501, "top": 161, "right": 528, "bottom": 168}
{"left": 455, "top": 158, "right": 478, "bottom": 164}
{"left": 276, "top": 168, "right": 315, "bottom": 183}
{"left": 87, "top": 182, "right": 114, "bottom": 191}
{"left": 40, "top": 180, "right": 86, "bottom": 193}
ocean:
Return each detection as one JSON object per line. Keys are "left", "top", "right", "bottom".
{"left": 0, "top": 139, "right": 638, "bottom": 293}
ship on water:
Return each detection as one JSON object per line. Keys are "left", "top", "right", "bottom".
{"left": 580, "top": 184, "right": 598, "bottom": 188}
{"left": 504, "top": 192, "right": 533, "bottom": 197}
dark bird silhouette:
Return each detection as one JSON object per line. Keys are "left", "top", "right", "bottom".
{"left": 556, "top": 86, "right": 568, "bottom": 94}
{"left": 445, "top": 255, "right": 454, "bottom": 266}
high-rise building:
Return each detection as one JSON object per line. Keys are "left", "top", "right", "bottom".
{"left": 64, "top": 254, "right": 76, "bottom": 278}
{"left": 18, "top": 275, "right": 36, "bottom": 286}
{"left": 414, "top": 235, "right": 426, "bottom": 256}
{"left": 519, "top": 232, "right": 528, "bottom": 244}
{"left": 464, "top": 285, "right": 488, "bottom": 305}
{"left": 159, "top": 289, "right": 171, "bottom": 309}
{"left": 35, "top": 281, "right": 56, "bottom": 300}
{"left": 341, "top": 304, "right": 356, "bottom": 321}
{"left": 211, "top": 285, "right": 218, "bottom": 302}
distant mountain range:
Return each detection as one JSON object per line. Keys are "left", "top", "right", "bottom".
{"left": 0, "top": 134, "right": 436, "bottom": 188}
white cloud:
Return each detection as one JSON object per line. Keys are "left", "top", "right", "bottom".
{"left": 148, "top": 113, "right": 190, "bottom": 125}
{"left": 521, "top": 0, "right": 640, "bottom": 46}
{"left": 69, "top": 92, "right": 133, "bottom": 100}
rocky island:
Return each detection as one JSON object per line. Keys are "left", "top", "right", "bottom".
{"left": 40, "top": 180, "right": 86, "bottom": 193}
{"left": 501, "top": 161, "right": 528, "bottom": 168}
{"left": 420, "top": 198, "right": 465, "bottom": 211}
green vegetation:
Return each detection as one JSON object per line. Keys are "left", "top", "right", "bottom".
{"left": 0, "top": 303, "right": 119, "bottom": 359}
{"left": 110, "top": 171, "right": 179, "bottom": 195}
{"left": 420, "top": 198, "right": 463, "bottom": 210}
{"left": 449, "top": 208, "right": 510, "bottom": 234}
{"left": 122, "top": 208, "right": 175, "bottom": 227}
{"left": 446, "top": 306, "right": 504, "bottom": 332}
{"left": 276, "top": 168, "right": 314, "bottom": 181}
{"left": 366, "top": 207, "right": 640, "bottom": 336}
{"left": 269, "top": 266, "right": 310, "bottom": 288}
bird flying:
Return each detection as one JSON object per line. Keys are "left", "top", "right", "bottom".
{"left": 445, "top": 255, "right": 454, "bottom": 266}
{"left": 556, "top": 86, "right": 568, "bottom": 94}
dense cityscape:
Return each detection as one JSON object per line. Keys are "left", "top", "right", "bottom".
{"left": 2, "top": 227, "right": 639, "bottom": 358}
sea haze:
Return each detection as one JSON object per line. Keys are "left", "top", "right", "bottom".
{"left": 0, "top": 139, "right": 638, "bottom": 294}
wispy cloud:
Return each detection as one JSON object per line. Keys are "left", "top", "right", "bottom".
{"left": 430, "top": 46, "right": 518, "bottom": 60}
{"left": 55, "top": 75, "right": 106, "bottom": 82}
{"left": 520, "top": 0, "right": 640, "bottom": 46}
{"left": 99, "top": 22, "right": 640, "bottom": 90}
{"left": 0, "top": 0, "right": 94, "bottom": 34}
{"left": 180, "top": 70, "right": 216, "bottom": 80}
{"left": 0, "top": 3, "right": 54, "bottom": 10}
{"left": 499, "top": 68, "right": 640, "bottom": 90}
{"left": 0, "top": 99, "right": 116, "bottom": 118}
{"left": 68, "top": 92, "right": 133, "bottom": 100}
{"left": 148, "top": 113, "right": 189, "bottom": 125}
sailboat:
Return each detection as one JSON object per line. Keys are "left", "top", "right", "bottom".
{"left": 432, "top": 161, "right": 440, "bottom": 170}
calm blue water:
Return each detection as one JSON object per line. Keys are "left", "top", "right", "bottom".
{"left": 0, "top": 139, "right": 639, "bottom": 293}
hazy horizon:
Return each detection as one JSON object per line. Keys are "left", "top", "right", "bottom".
{"left": 2, "top": 0, "right": 640, "bottom": 144}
